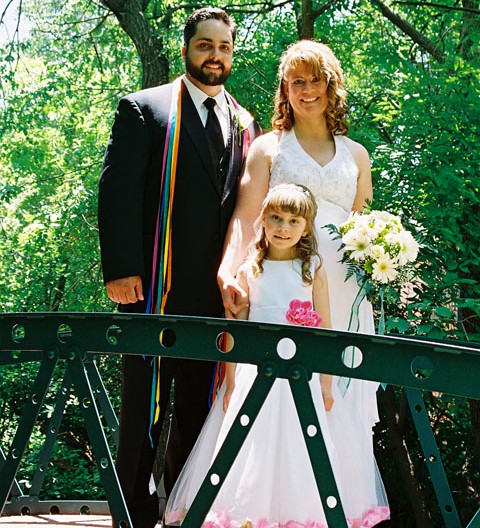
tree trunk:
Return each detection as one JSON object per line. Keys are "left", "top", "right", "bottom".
{"left": 300, "top": 0, "right": 315, "bottom": 39}
{"left": 100, "top": 0, "right": 169, "bottom": 88}
{"left": 459, "top": 0, "right": 479, "bottom": 60}
{"left": 382, "top": 386, "right": 433, "bottom": 526}
{"left": 469, "top": 399, "right": 480, "bottom": 473}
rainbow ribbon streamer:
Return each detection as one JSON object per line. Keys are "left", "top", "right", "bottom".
{"left": 146, "top": 78, "right": 182, "bottom": 443}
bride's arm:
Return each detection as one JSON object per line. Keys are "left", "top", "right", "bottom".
{"left": 218, "top": 134, "right": 274, "bottom": 318}
{"left": 345, "top": 138, "right": 373, "bottom": 212}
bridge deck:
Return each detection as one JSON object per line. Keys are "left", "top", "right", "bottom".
{"left": 0, "top": 515, "right": 115, "bottom": 527}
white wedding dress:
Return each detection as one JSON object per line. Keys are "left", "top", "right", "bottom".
{"left": 164, "top": 129, "right": 390, "bottom": 527}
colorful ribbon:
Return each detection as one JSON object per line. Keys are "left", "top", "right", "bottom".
{"left": 146, "top": 78, "right": 182, "bottom": 444}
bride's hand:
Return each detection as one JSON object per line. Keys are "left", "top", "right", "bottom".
{"left": 223, "top": 383, "right": 235, "bottom": 412}
{"left": 320, "top": 374, "right": 334, "bottom": 412}
{"left": 219, "top": 275, "right": 249, "bottom": 319}
{"left": 322, "top": 389, "right": 334, "bottom": 412}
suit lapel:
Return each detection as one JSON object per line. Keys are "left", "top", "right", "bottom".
{"left": 179, "top": 81, "right": 220, "bottom": 195}
{"left": 222, "top": 92, "right": 244, "bottom": 205}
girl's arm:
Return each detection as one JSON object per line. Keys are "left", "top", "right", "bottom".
{"left": 223, "top": 267, "right": 250, "bottom": 412}
{"left": 313, "top": 265, "right": 334, "bottom": 412}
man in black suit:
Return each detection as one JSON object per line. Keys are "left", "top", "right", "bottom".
{"left": 98, "top": 8, "right": 260, "bottom": 528}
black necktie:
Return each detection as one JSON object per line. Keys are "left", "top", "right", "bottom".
{"left": 204, "top": 97, "right": 224, "bottom": 161}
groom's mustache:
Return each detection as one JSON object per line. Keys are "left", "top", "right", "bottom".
{"left": 202, "top": 60, "right": 224, "bottom": 71}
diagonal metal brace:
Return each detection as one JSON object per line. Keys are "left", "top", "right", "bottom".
{"left": 289, "top": 365, "right": 348, "bottom": 526}
{"left": 0, "top": 349, "right": 58, "bottom": 512}
{"left": 405, "top": 388, "right": 461, "bottom": 527}
{"left": 65, "top": 348, "right": 131, "bottom": 528}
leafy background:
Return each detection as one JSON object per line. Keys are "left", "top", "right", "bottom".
{"left": 0, "top": 0, "right": 479, "bottom": 525}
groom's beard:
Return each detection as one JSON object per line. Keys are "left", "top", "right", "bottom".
{"left": 185, "top": 56, "right": 231, "bottom": 86}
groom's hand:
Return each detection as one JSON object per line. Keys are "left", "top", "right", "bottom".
{"left": 106, "top": 275, "right": 144, "bottom": 304}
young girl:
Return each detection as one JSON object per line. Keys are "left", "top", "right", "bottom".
{"left": 164, "top": 184, "right": 389, "bottom": 527}
{"left": 222, "top": 183, "right": 334, "bottom": 415}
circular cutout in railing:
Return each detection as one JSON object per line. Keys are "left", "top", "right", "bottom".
{"left": 159, "top": 328, "right": 176, "bottom": 348}
{"left": 106, "top": 325, "right": 122, "bottom": 346}
{"left": 11, "top": 324, "right": 25, "bottom": 344}
{"left": 411, "top": 355, "right": 433, "bottom": 379}
{"left": 277, "top": 337, "right": 296, "bottom": 360}
{"left": 50, "top": 505, "right": 60, "bottom": 515}
{"left": 326, "top": 496, "right": 337, "bottom": 509}
{"left": 80, "top": 505, "right": 90, "bottom": 515}
{"left": 210, "top": 473, "right": 220, "bottom": 486}
{"left": 341, "top": 345, "right": 363, "bottom": 369}
{"left": 216, "top": 331, "right": 234, "bottom": 353}
{"left": 21, "top": 506, "right": 30, "bottom": 516}
{"left": 307, "top": 425, "right": 317, "bottom": 437}
{"left": 240, "top": 414, "right": 250, "bottom": 426}
{"left": 57, "top": 323, "right": 72, "bottom": 344}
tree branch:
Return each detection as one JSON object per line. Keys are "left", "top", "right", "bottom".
{"left": 393, "top": 0, "right": 480, "bottom": 13}
{"left": 313, "top": 0, "right": 339, "bottom": 20}
{"left": 369, "top": 0, "right": 446, "bottom": 63}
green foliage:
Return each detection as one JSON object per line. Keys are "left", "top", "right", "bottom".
{"left": 1, "top": 0, "right": 479, "bottom": 522}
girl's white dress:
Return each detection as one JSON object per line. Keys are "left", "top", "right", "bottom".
{"left": 164, "top": 255, "right": 389, "bottom": 525}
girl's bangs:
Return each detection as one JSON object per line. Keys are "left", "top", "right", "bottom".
{"left": 266, "top": 193, "right": 311, "bottom": 218}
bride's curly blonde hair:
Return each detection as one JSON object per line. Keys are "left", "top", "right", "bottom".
{"left": 272, "top": 40, "right": 348, "bottom": 135}
{"left": 251, "top": 184, "right": 321, "bottom": 284}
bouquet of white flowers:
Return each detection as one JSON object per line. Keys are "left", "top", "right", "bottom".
{"left": 329, "top": 209, "right": 420, "bottom": 296}
{"left": 329, "top": 210, "right": 420, "bottom": 393}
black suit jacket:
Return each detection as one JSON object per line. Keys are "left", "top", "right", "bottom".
{"left": 98, "top": 80, "right": 260, "bottom": 317}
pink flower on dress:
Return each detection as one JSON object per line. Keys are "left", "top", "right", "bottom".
{"left": 286, "top": 299, "right": 322, "bottom": 328}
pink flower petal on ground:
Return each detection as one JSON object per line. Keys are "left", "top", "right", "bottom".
{"left": 255, "top": 518, "right": 276, "bottom": 528}
{"left": 283, "top": 521, "right": 306, "bottom": 528}
{"left": 203, "top": 511, "right": 233, "bottom": 528}
{"left": 361, "top": 506, "right": 391, "bottom": 527}
{"left": 165, "top": 509, "right": 185, "bottom": 524}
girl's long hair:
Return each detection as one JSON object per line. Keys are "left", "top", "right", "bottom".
{"left": 272, "top": 40, "right": 348, "bottom": 135}
{"left": 251, "top": 184, "right": 320, "bottom": 284}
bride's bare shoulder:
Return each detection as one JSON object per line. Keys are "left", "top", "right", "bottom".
{"left": 250, "top": 129, "right": 282, "bottom": 157}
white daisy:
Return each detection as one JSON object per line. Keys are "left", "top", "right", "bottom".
{"left": 372, "top": 256, "right": 399, "bottom": 283}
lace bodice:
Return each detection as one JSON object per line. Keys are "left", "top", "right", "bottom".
{"left": 270, "top": 128, "right": 358, "bottom": 212}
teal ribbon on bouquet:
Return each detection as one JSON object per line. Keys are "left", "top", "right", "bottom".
{"left": 337, "top": 280, "right": 387, "bottom": 396}
{"left": 337, "top": 280, "right": 368, "bottom": 396}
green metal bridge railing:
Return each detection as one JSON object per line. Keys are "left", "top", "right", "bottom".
{"left": 0, "top": 312, "right": 479, "bottom": 527}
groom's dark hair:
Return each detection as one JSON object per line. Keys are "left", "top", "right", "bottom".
{"left": 184, "top": 7, "right": 237, "bottom": 48}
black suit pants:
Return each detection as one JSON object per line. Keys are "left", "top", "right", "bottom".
{"left": 114, "top": 353, "right": 215, "bottom": 528}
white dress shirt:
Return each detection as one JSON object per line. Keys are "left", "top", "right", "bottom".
{"left": 182, "top": 74, "right": 229, "bottom": 147}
